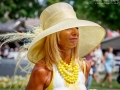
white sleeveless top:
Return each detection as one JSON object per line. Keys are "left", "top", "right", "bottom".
{"left": 46, "top": 65, "right": 86, "bottom": 90}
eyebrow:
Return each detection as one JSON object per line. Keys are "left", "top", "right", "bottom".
{"left": 75, "top": 27, "right": 79, "bottom": 29}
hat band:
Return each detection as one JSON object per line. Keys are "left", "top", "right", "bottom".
{"left": 44, "top": 9, "right": 77, "bottom": 29}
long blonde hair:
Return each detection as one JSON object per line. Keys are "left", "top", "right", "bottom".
{"left": 42, "top": 32, "right": 80, "bottom": 70}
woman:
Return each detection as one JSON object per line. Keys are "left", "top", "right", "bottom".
{"left": 102, "top": 46, "right": 114, "bottom": 88}
{"left": 25, "top": 2, "right": 105, "bottom": 90}
{"left": 26, "top": 27, "right": 89, "bottom": 90}
{"left": 85, "top": 50, "right": 97, "bottom": 90}
{"left": 0, "top": 2, "right": 105, "bottom": 90}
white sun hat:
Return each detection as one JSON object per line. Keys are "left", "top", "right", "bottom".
{"left": 27, "top": 2, "right": 106, "bottom": 63}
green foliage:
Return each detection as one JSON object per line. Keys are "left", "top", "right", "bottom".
{"left": 39, "top": 0, "right": 120, "bottom": 30}
{"left": 0, "top": 0, "right": 120, "bottom": 30}
{"left": 73, "top": 0, "right": 120, "bottom": 30}
{"left": 0, "top": 0, "right": 42, "bottom": 22}
{"left": 46, "top": 0, "right": 66, "bottom": 6}
{"left": 91, "top": 79, "right": 120, "bottom": 89}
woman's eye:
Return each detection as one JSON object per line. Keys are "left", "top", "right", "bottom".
{"left": 66, "top": 27, "right": 78, "bottom": 30}
{"left": 75, "top": 27, "right": 78, "bottom": 30}
{"left": 66, "top": 28, "right": 70, "bottom": 30}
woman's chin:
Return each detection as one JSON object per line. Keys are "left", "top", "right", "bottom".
{"left": 69, "top": 45, "right": 77, "bottom": 49}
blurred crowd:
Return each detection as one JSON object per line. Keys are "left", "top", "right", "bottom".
{"left": 0, "top": 43, "right": 27, "bottom": 60}
{"left": 85, "top": 45, "right": 120, "bottom": 90}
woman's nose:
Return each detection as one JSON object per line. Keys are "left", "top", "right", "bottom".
{"left": 71, "top": 28, "right": 79, "bottom": 36}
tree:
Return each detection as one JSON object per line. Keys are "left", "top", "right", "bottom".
{"left": 73, "top": 0, "right": 120, "bottom": 30}
{"left": 45, "top": 0, "right": 120, "bottom": 30}
{"left": 0, "top": 0, "right": 43, "bottom": 22}
{"left": 0, "top": 0, "right": 120, "bottom": 30}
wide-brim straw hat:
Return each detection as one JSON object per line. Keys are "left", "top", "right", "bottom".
{"left": 27, "top": 2, "right": 106, "bottom": 63}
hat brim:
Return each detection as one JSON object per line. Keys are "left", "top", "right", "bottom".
{"left": 27, "top": 18, "right": 106, "bottom": 63}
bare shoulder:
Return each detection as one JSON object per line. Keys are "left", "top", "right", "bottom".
{"left": 78, "top": 58, "right": 91, "bottom": 72}
{"left": 33, "top": 61, "right": 49, "bottom": 74}
{"left": 85, "top": 60, "right": 91, "bottom": 84}
{"left": 78, "top": 58, "right": 91, "bottom": 84}
{"left": 26, "top": 61, "right": 52, "bottom": 90}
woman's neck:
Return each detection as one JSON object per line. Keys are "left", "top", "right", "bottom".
{"left": 60, "top": 49, "right": 72, "bottom": 64}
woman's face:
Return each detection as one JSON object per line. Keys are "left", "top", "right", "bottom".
{"left": 109, "top": 47, "right": 113, "bottom": 52}
{"left": 58, "top": 27, "right": 79, "bottom": 49}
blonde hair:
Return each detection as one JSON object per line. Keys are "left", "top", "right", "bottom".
{"left": 42, "top": 31, "right": 80, "bottom": 70}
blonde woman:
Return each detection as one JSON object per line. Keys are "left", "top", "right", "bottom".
{"left": 25, "top": 2, "right": 105, "bottom": 90}
{"left": 0, "top": 2, "right": 106, "bottom": 90}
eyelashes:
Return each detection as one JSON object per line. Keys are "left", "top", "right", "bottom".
{"left": 75, "top": 27, "right": 79, "bottom": 30}
{"left": 66, "top": 27, "right": 78, "bottom": 30}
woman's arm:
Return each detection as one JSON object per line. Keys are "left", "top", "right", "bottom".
{"left": 26, "top": 62, "right": 52, "bottom": 90}
{"left": 102, "top": 53, "right": 108, "bottom": 64}
{"left": 78, "top": 59, "right": 91, "bottom": 85}
{"left": 85, "top": 60, "right": 91, "bottom": 85}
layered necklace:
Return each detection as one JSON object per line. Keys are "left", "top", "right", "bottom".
{"left": 58, "top": 57, "right": 79, "bottom": 84}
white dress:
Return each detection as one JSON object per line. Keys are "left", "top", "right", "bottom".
{"left": 46, "top": 65, "right": 86, "bottom": 90}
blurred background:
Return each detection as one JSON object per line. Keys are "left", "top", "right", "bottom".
{"left": 0, "top": 0, "right": 120, "bottom": 90}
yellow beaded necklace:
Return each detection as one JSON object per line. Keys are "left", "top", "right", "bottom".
{"left": 58, "top": 57, "right": 79, "bottom": 84}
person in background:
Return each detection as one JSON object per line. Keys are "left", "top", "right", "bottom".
{"left": 117, "top": 65, "right": 120, "bottom": 84}
{"left": 101, "top": 46, "right": 114, "bottom": 88}
{"left": 93, "top": 44, "right": 104, "bottom": 83}
{"left": 0, "top": 48, "right": 2, "bottom": 60}
{"left": 3, "top": 44, "right": 10, "bottom": 58}
{"left": 0, "top": 42, "right": 4, "bottom": 58}
{"left": 86, "top": 51, "right": 97, "bottom": 90}
{"left": 0, "top": 42, "right": 2, "bottom": 60}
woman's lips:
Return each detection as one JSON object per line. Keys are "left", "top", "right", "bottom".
{"left": 71, "top": 38, "right": 78, "bottom": 41}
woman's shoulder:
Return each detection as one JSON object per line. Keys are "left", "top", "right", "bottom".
{"left": 33, "top": 60, "right": 49, "bottom": 73}
{"left": 26, "top": 61, "right": 52, "bottom": 90}
{"left": 79, "top": 58, "right": 91, "bottom": 67}
{"left": 78, "top": 58, "right": 91, "bottom": 84}
{"left": 78, "top": 58, "right": 91, "bottom": 74}
{"left": 31, "top": 60, "right": 52, "bottom": 85}
{"left": 85, "top": 60, "right": 91, "bottom": 70}
{"left": 105, "top": 52, "right": 109, "bottom": 55}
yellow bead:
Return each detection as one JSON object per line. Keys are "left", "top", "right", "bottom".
{"left": 58, "top": 58, "right": 79, "bottom": 84}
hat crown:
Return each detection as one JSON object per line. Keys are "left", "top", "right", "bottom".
{"left": 40, "top": 2, "right": 77, "bottom": 29}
